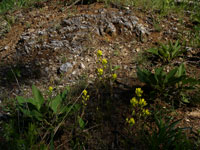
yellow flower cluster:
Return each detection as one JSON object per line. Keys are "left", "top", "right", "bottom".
{"left": 97, "top": 50, "right": 102, "bottom": 57}
{"left": 96, "top": 49, "right": 118, "bottom": 81}
{"left": 126, "top": 117, "right": 135, "bottom": 126}
{"left": 102, "top": 58, "right": 107, "bottom": 68}
{"left": 135, "top": 88, "right": 143, "bottom": 97}
{"left": 112, "top": 73, "right": 117, "bottom": 80}
{"left": 82, "top": 90, "right": 90, "bottom": 106}
{"left": 130, "top": 97, "right": 138, "bottom": 107}
{"left": 127, "top": 88, "right": 150, "bottom": 126}
{"left": 138, "top": 98, "right": 147, "bottom": 107}
{"left": 97, "top": 68, "right": 103, "bottom": 76}
{"left": 130, "top": 98, "right": 147, "bottom": 108}
{"left": 142, "top": 109, "right": 150, "bottom": 116}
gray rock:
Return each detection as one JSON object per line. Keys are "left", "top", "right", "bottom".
{"left": 60, "top": 62, "right": 73, "bottom": 72}
{"left": 7, "top": 8, "right": 150, "bottom": 64}
{"left": 105, "top": 22, "right": 117, "bottom": 36}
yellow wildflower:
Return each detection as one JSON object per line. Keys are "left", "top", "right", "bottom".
{"left": 135, "top": 88, "right": 143, "bottom": 97}
{"left": 130, "top": 97, "right": 138, "bottom": 107}
{"left": 102, "top": 58, "right": 107, "bottom": 67}
{"left": 82, "top": 89, "right": 87, "bottom": 96}
{"left": 97, "top": 68, "right": 103, "bottom": 76}
{"left": 142, "top": 109, "right": 151, "bottom": 116}
{"left": 82, "top": 90, "right": 90, "bottom": 106}
{"left": 82, "top": 94, "right": 89, "bottom": 101}
{"left": 126, "top": 117, "right": 135, "bottom": 126}
{"left": 49, "top": 86, "right": 53, "bottom": 92}
{"left": 112, "top": 73, "right": 117, "bottom": 80}
{"left": 97, "top": 50, "right": 102, "bottom": 57}
{"left": 138, "top": 98, "right": 147, "bottom": 107}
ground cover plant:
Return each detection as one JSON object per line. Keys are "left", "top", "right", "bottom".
{"left": 146, "top": 40, "right": 184, "bottom": 63}
{"left": 0, "top": 0, "right": 200, "bottom": 149}
{"left": 137, "top": 64, "right": 200, "bottom": 105}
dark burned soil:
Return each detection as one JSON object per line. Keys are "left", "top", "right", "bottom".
{"left": 0, "top": 0, "right": 200, "bottom": 149}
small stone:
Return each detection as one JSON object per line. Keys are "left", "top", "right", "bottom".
{"left": 105, "top": 23, "right": 117, "bottom": 36}
{"left": 60, "top": 62, "right": 73, "bottom": 72}
{"left": 28, "top": 29, "right": 35, "bottom": 32}
{"left": 89, "top": 74, "right": 94, "bottom": 78}
{"left": 45, "top": 67, "right": 49, "bottom": 72}
{"left": 136, "top": 48, "right": 140, "bottom": 52}
{"left": 80, "top": 63, "right": 86, "bottom": 69}
{"left": 4, "top": 46, "right": 9, "bottom": 50}
{"left": 72, "top": 70, "right": 76, "bottom": 75}
{"left": 185, "top": 118, "right": 190, "bottom": 122}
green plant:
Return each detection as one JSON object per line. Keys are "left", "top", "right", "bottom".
{"left": 16, "top": 85, "right": 73, "bottom": 121}
{"left": 137, "top": 64, "right": 200, "bottom": 103}
{"left": 189, "top": 25, "right": 200, "bottom": 48}
{"left": 153, "top": 18, "right": 162, "bottom": 32}
{"left": 0, "top": 0, "right": 46, "bottom": 14}
{"left": 1, "top": 85, "right": 81, "bottom": 149}
{"left": 147, "top": 40, "right": 184, "bottom": 63}
{"left": 143, "top": 115, "right": 192, "bottom": 150}
{"left": 1, "top": 119, "right": 48, "bottom": 150}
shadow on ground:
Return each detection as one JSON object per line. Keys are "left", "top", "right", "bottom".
{"left": 0, "top": 60, "right": 42, "bottom": 89}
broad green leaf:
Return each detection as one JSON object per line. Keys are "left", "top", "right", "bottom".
{"left": 17, "top": 96, "right": 27, "bottom": 104}
{"left": 17, "top": 96, "right": 38, "bottom": 108}
{"left": 158, "top": 48, "right": 168, "bottom": 60}
{"left": 176, "top": 64, "right": 186, "bottom": 77}
{"left": 147, "top": 48, "right": 159, "bottom": 55}
{"left": 61, "top": 89, "right": 68, "bottom": 100}
{"left": 78, "top": 116, "right": 85, "bottom": 129}
{"left": 155, "top": 67, "right": 165, "bottom": 86}
{"left": 112, "top": 65, "right": 120, "bottom": 71}
{"left": 137, "top": 67, "right": 151, "bottom": 84}
{"left": 49, "top": 95, "right": 62, "bottom": 114}
{"left": 19, "top": 106, "right": 43, "bottom": 121}
{"left": 59, "top": 106, "right": 68, "bottom": 114}
{"left": 31, "top": 110, "right": 43, "bottom": 121}
{"left": 181, "top": 96, "right": 190, "bottom": 103}
{"left": 164, "top": 68, "right": 177, "bottom": 84}
{"left": 32, "top": 85, "right": 44, "bottom": 110}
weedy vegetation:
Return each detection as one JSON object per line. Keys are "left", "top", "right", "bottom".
{"left": 0, "top": 0, "right": 200, "bottom": 149}
{"left": 146, "top": 40, "right": 184, "bottom": 63}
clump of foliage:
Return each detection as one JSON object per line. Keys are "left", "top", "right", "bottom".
{"left": 137, "top": 64, "right": 200, "bottom": 104}
{"left": 143, "top": 115, "right": 193, "bottom": 150}
{"left": 147, "top": 40, "right": 184, "bottom": 63}
{"left": 1, "top": 85, "right": 83, "bottom": 149}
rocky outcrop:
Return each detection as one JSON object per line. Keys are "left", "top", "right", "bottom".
{"left": 15, "top": 8, "right": 149, "bottom": 61}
